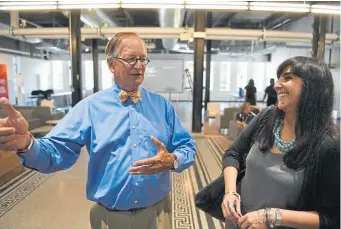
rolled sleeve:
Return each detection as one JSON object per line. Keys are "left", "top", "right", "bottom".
{"left": 17, "top": 138, "right": 41, "bottom": 166}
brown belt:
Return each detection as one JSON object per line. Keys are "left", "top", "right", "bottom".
{"left": 99, "top": 203, "right": 146, "bottom": 212}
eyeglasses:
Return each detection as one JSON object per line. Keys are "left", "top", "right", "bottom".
{"left": 116, "top": 57, "right": 150, "bottom": 66}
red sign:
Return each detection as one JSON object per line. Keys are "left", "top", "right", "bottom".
{"left": 0, "top": 64, "right": 8, "bottom": 99}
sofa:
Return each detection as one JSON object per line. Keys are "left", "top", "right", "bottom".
{"left": 220, "top": 107, "right": 240, "bottom": 129}
{"left": 0, "top": 106, "right": 64, "bottom": 130}
{"left": 228, "top": 120, "right": 244, "bottom": 141}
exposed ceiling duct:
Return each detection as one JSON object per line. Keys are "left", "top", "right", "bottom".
{"left": 159, "top": 9, "right": 184, "bottom": 50}
{"left": 63, "top": 9, "right": 118, "bottom": 29}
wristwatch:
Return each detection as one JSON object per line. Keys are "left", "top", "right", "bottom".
{"left": 171, "top": 154, "right": 179, "bottom": 170}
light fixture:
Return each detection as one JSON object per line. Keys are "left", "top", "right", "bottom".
{"left": 122, "top": 0, "right": 183, "bottom": 3}
{"left": 121, "top": 4, "right": 183, "bottom": 9}
{"left": 186, "top": 1, "right": 248, "bottom": 10}
{"left": 3, "top": 0, "right": 55, "bottom": 2}
{"left": 0, "top": 1, "right": 57, "bottom": 10}
{"left": 58, "top": 0, "right": 120, "bottom": 9}
{"left": 311, "top": 5, "right": 340, "bottom": 15}
{"left": 249, "top": 2, "right": 310, "bottom": 13}
{"left": 58, "top": 4, "right": 120, "bottom": 9}
{"left": 121, "top": 0, "right": 184, "bottom": 9}
{"left": 0, "top": 5, "right": 57, "bottom": 10}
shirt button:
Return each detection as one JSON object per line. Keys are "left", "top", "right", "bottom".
{"left": 135, "top": 201, "right": 138, "bottom": 204}
{"left": 133, "top": 144, "right": 137, "bottom": 147}
{"left": 135, "top": 183, "right": 138, "bottom": 186}
{"left": 132, "top": 126, "right": 136, "bottom": 129}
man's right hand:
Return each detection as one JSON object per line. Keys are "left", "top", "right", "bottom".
{"left": 0, "top": 97, "right": 31, "bottom": 151}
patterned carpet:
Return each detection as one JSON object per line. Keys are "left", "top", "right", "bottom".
{"left": 0, "top": 169, "right": 51, "bottom": 218}
{"left": 172, "top": 135, "right": 232, "bottom": 229}
{"left": 0, "top": 135, "right": 232, "bottom": 229}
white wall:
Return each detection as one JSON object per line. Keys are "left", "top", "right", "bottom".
{"left": 20, "top": 57, "right": 52, "bottom": 96}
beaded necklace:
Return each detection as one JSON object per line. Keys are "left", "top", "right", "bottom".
{"left": 274, "top": 118, "right": 296, "bottom": 153}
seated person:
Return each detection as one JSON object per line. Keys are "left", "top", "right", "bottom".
{"left": 235, "top": 102, "right": 259, "bottom": 127}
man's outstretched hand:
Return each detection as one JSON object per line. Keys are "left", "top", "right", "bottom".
{"left": 129, "top": 136, "right": 175, "bottom": 175}
{"left": 0, "top": 98, "right": 31, "bottom": 151}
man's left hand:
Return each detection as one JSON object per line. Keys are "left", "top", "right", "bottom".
{"left": 129, "top": 136, "right": 175, "bottom": 175}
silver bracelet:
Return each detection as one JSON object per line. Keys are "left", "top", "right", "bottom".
{"left": 269, "top": 208, "right": 275, "bottom": 228}
{"left": 275, "top": 208, "right": 282, "bottom": 226}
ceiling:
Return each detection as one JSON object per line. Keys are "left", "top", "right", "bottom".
{"left": 0, "top": 1, "right": 339, "bottom": 57}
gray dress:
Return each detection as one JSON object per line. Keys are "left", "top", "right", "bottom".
{"left": 225, "top": 143, "right": 305, "bottom": 229}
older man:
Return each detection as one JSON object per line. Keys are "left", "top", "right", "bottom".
{"left": 0, "top": 32, "right": 196, "bottom": 229}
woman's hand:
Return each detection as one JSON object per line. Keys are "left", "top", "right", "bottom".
{"left": 221, "top": 193, "right": 242, "bottom": 222}
{"left": 238, "top": 210, "right": 266, "bottom": 229}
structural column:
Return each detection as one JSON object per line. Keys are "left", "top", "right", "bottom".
{"left": 69, "top": 10, "right": 82, "bottom": 106}
{"left": 312, "top": 15, "right": 327, "bottom": 59}
{"left": 204, "top": 11, "right": 212, "bottom": 111}
{"left": 192, "top": 10, "right": 205, "bottom": 133}
{"left": 92, "top": 39, "right": 99, "bottom": 93}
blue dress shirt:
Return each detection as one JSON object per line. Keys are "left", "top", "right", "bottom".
{"left": 18, "top": 84, "right": 196, "bottom": 210}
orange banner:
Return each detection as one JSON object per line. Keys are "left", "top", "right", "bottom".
{"left": 0, "top": 64, "right": 9, "bottom": 99}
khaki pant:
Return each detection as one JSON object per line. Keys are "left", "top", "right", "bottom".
{"left": 90, "top": 196, "right": 172, "bottom": 229}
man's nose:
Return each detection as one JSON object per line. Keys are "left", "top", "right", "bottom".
{"left": 133, "top": 60, "right": 143, "bottom": 69}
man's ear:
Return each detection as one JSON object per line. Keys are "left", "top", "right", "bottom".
{"left": 107, "top": 60, "right": 115, "bottom": 73}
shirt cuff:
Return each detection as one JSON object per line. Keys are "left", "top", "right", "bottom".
{"left": 17, "top": 139, "right": 41, "bottom": 165}
{"left": 172, "top": 150, "right": 185, "bottom": 173}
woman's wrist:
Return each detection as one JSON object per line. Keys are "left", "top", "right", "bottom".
{"left": 224, "top": 191, "right": 240, "bottom": 200}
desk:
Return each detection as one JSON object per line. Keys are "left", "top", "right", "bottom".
{"left": 46, "top": 119, "right": 61, "bottom": 125}
{"left": 30, "top": 125, "right": 53, "bottom": 136}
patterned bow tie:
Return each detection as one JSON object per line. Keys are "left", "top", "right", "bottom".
{"left": 119, "top": 90, "right": 141, "bottom": 104}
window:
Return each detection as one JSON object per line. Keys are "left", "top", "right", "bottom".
{"left": 52, "top": 61, "right": 64, "bottom": 90}
{"left": 84, "top": 61, "right": 94, "bottom": 90}
{"left": 236, "top": 62, "right": 248, "bottom": 90}
{"left": 252, "top": 62, "right": 266, "bottom": 92}
{"left": 219, "top": 61, "right": 231, "bottom": 91}
{"left": 101, "top": 61, "right": 113, "bottom": 89}
{"left": 184, "top": 61, "right": 214, "bottom": 91}
{"left": 184, "top": 61, "right": 193, "bottom": 90}
{"left": 203, "top": 62, "right": 214, "bottom": 91}
{"left": 68, "top": 61, "right": 72, "bottom": 89}
{"left": 40, "top": 65, "right": 50, "bottom": 90}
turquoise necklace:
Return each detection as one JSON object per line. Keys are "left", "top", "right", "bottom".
{"left": 274, "top": 118, "right": 296, "bottom": 153}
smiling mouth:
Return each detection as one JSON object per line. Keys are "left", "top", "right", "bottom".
{"left": 278, "top": 92, "right": 289, "bottom": 98}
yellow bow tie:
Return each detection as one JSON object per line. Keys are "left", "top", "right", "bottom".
{"left": 119, "top": 90, "right": 141, "bottom": 104}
